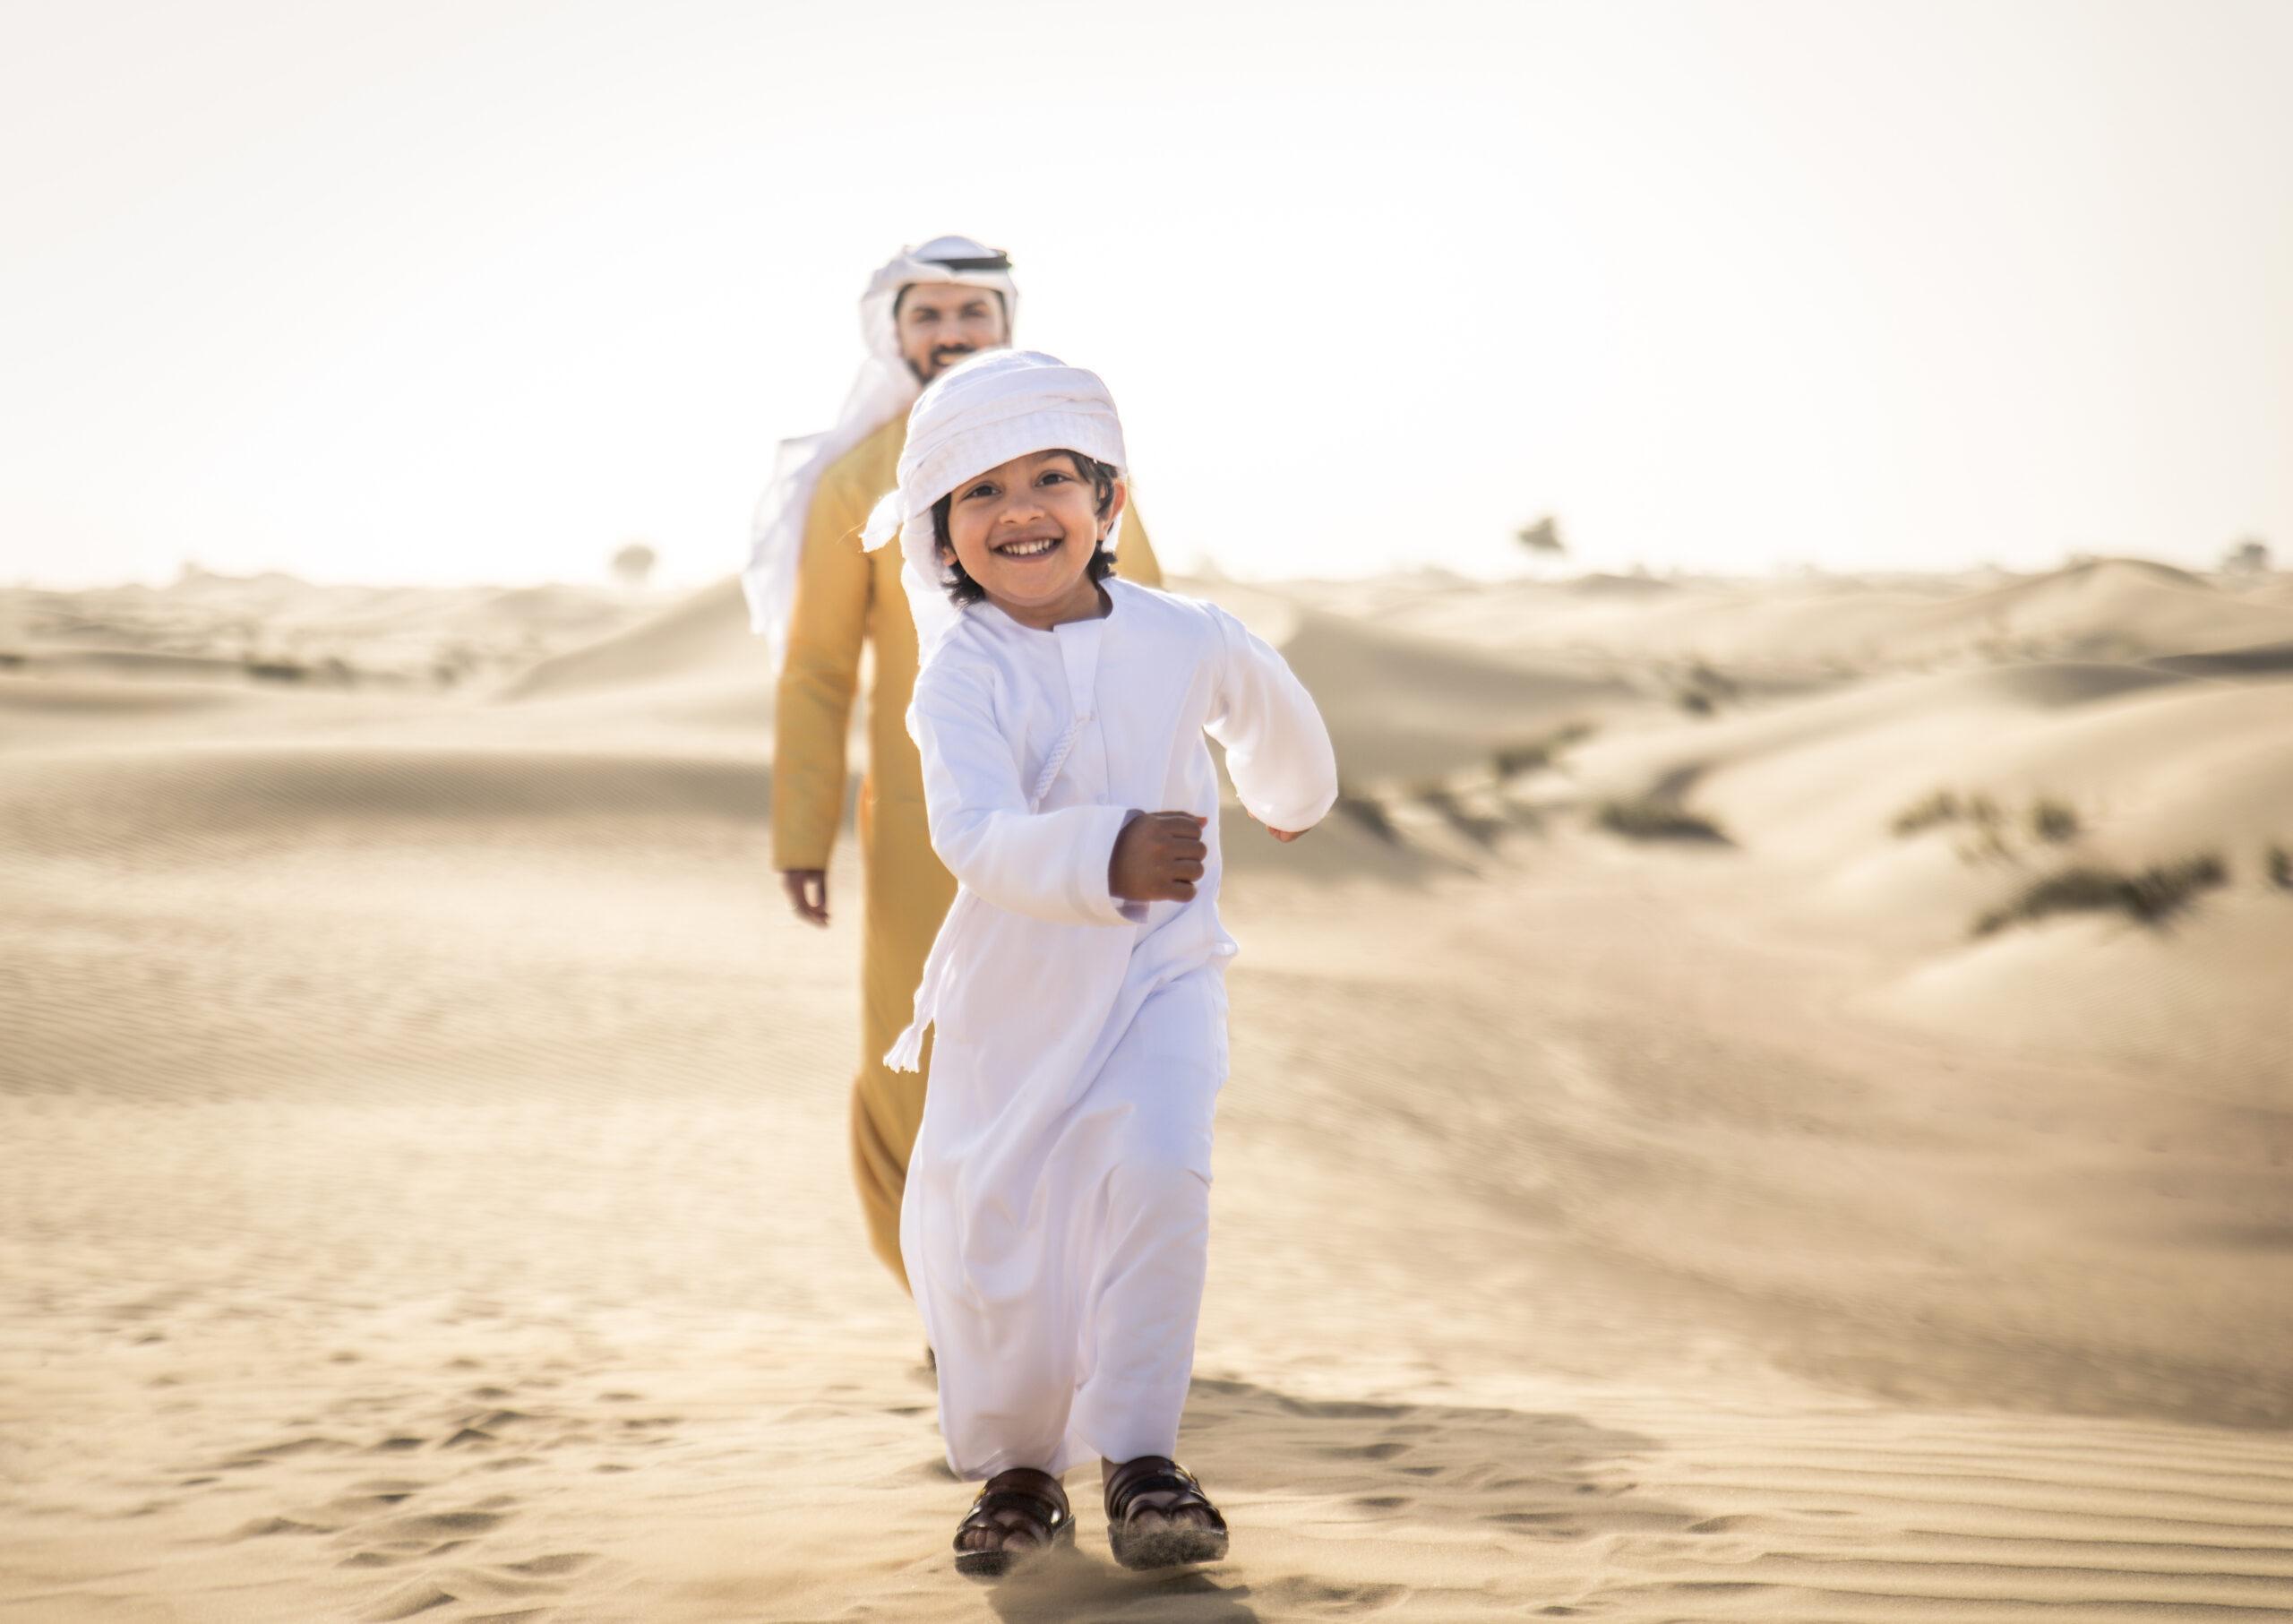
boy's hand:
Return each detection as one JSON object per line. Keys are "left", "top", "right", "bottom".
{"left": 1267, "top": 827, "right": 1305, "bottom": 842}
{"left": 1109, "top": 812, "right": 1207, "bottom": 903}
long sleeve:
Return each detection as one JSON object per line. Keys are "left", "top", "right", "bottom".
{"left": 1206, "top": 606, "right": 1339, "bottom": 834}
{"left": 770, "top": 461, "right": 872, "bottom": 872}
{"left": 912, "top": 663, "right": 1137, "bottom": 928}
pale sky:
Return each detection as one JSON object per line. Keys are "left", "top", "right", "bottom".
{"left": 4, "top": 0, "right": 2288, "bottom": 589}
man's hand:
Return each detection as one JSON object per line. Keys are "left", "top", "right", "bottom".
{"left": 781, "top": 869, "right": 829, "bottom": 927}
{"left": 1109, "top": 812, "right": 1207, "bottom": 904}
{"left": 1267, "top": 827, "right": 1306, "bottom": 842}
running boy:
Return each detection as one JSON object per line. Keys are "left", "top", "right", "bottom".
{"left": 858, "top": 349, "right": 1338, "bottom": 1576}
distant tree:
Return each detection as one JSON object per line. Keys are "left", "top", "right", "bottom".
{"left": 2221, "top": 537, "right": 2271, "bottom": 575}
{"left": 1515, "top": 516, "right": 1566, "bottom": 566}
{"left": 611, "top": 540, "right": 657, "bottom": 592}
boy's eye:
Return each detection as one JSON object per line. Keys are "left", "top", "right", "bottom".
{"left": 961, "top": 481, "right": 998, "bottom": 501}
{"left": 1038, "top": 469, "right": 1069, "bottom": 485}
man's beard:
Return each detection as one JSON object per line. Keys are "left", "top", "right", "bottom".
{"left": 913, "top": 343, "right": 976, "bottom": 382}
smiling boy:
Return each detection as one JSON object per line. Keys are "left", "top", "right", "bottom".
{"left": 744, "top": 240, "right": 1166, "bottom": 1298}
{"left": 860, "top": 350, "right": 1337, "bottom": 1576}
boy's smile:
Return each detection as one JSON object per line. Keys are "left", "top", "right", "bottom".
{"left": 941, "top": 450, "right": 1127, "bottom": 630}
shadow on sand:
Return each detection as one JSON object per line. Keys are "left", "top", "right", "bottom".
{"left": 981, "top": 1375, "right": 1679, "bottom": 1622}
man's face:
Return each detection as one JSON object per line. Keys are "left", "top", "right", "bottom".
{"left": 896, "top": 281, "right": 1009, "bottom": 382}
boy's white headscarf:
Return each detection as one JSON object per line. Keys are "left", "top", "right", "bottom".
{"left": 740, "top": 236, "right": 1018, "bottom": 669}
{"left": 859, "top": 348, "right": 1128, "bottom": 663}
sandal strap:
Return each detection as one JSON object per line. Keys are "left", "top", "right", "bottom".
{"left": 955, "top": 1468, "right": 1070, "bottom": 1546}
{"left": 1104, "top": 1456, "right": 1226, "bottom": 1532}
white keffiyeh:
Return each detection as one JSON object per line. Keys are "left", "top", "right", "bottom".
{"left": 739, "top": 236, "right": 1018, "bottom": 669}
{"left": 859, "top": 349, "right": 1129, "bottom": 664}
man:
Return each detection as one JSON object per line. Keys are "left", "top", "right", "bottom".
{"left": 745, "top": 237, "right": 1164, "bottom": 1291}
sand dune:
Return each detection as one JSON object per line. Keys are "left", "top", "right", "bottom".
{"left": 1, "top": 572, "right": 656, "bottom": 693}
{"left": 502, "top": 571, "right": 1652, "bottom": 783}
{"left": 1360, "top": 559, "right": 2293, "bottom": 676}
{"left": 4, "top": 560, "right": 2290, "bottom": 1621}
{"left": 1257, "top": 605, "right": 1649, "bottom": 783}
{"left": 502, "top": 578, "right": 751, "bottom": 700}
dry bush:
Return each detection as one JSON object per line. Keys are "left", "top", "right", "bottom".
{"left": 1595, "top": 796, "right": 1729, "bottom": 844}
{"left": 2268, "top": 844, "right": 2291, "bottom": 890}
{"left": 1417, "top": 786, "right": 1506, "bottom": 848}
{"left": 1492, "top": 722, "right": 1595, "bottom": 779}
{"left": 1974, "top": 854, "right": 2229, "bottom": 936}
{"left": 2030, "top": 797, "right": 2083, "bottom": 843}
{"left": 1954, "top": 795, "right": 2013, "bottom": 862}
{"left": 1334, "top": 789, "right": 1399, "bottom": 845}
{"left": 1893, "top": 789, "right": 1962, "bottom": 837}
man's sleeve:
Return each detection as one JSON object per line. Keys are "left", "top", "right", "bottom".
{"left": 1113, "top": 498, "right": 1165, "bottom": 589}
{"left": 770, "top": 468, "right": 870, "bottom": 872}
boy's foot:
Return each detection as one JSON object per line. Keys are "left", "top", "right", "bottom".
{"left": 952, "top": 1466, "right": 1071, "bottom": 1578}
{"left": 1102, "top": 1456, "right": 1229, "bottom": 1570}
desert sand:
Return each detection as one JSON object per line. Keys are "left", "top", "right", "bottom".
{"left": 3, "top": 559, "right": 2290, "bottom": 1621}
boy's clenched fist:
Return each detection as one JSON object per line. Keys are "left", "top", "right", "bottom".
{"left": 1108, "top": 811, "right": 1208, "bottom": 903}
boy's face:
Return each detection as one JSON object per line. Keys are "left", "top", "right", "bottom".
{"left": 896, "top": 282, "right": 1009, "bottom": 382}
{"left": 940, "top": 450, "right": 1125, "bottom": 627}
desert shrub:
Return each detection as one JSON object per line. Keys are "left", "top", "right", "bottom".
{"left": 2268, "top": 844, "right": 2291, "bottom": 890}
{"left": 1955, "top": 794, "right": 2014, "bottom": 862}
{"left": 1974, "top": 854, "right": 2229, "bottom": 936}
{"left": 1492, "top": 723, "right": 1595, "bottom": 779}
{"left": 1334, "top": 789, "right": 1398, "bottom": 845}
{"left": 1893, "top": 789, "right": 1962, "bottom": 837}
{"left": 1416, "top": 786, "right": 1506, "bottom": 847}
{"left": 2030, "top": 797, "right": 2082, "bottom": 843}
{"left": 1596, "top": 796, "right": 1729, "bottom": 844}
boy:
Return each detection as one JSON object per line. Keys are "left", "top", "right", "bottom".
{"left": 859, "top": 350, "right": 1338, "bottom": 1575}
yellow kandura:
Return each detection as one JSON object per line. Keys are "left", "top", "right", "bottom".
{"left": 772, "top": 411, "right": 1163, "bottom": 1289}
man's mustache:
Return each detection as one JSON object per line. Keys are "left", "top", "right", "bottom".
{"left": 930, "top": 344, "right": 977, "bottom": 367}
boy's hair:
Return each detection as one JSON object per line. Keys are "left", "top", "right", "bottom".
{"left": 931, "top": 451, "right": 1121, "bottom": 606}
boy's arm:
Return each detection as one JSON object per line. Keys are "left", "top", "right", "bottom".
{"left": 912, "top": 665, "right": 1141, "bottom": 928}
{"left": 1205, "top": 607, "right": 1340, "bottom": 834}
{"left": 771, "top": 467, "right": 871, "bottom": 875}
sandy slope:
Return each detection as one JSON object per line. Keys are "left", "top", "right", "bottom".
{"left": 4, "top": 563, "right": 2290, "bottom": 1621}
{"left": 1357, "top": 560, "right": 2293, "bottom": 675}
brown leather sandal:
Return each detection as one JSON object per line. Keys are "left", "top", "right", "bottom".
{"left": 1104, "top": 1456, "right": 1229, "bottom": 1570}
{"left": 952, "top": 1466, "right": 1072, "bottom": 1578}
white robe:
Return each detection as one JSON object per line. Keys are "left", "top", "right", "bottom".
{"left": 896, "top": 578, "right": 1339, "bottom": 1480}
